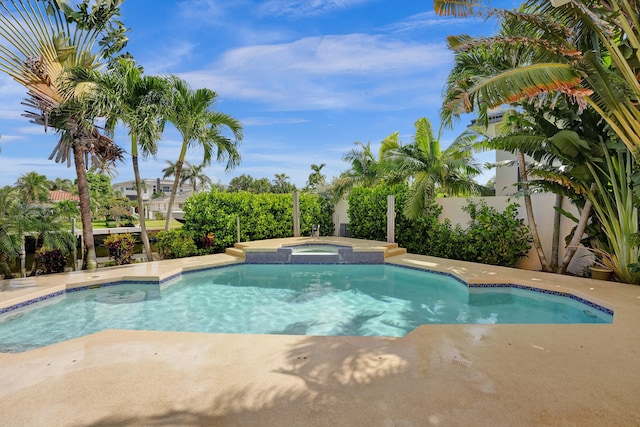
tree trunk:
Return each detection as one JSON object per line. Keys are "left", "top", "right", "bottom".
{"left": 133, "top": 153, "right": 153, "bottom": 261}
{"left": 557, "top": 184, "right": 596, "bottom": 274}
{"left": 19, "top": 236, "right": 26, "bottom": 278}
{"left": 0, "top": 253, "right": 13, "bottom": 279}
{"left": 29, "top": 239, "right": 40, "bottom": 276}
{"left": 73, "top": 145, "right": 97, "bottom": 270}
{"left": 518, "top": 151, "right": 552, "bottom": 272}
{"left": 164, "top": 159, "right": 184, "bottom": 232}
{"left": 550, "top": 194, "right": 563, "bottom": 271}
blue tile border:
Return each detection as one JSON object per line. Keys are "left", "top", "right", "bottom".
{"left": 388, "top": 263, "right": 614, "bottom": 317}
{"left": 0, "top": 260, "right": 614, "bottom": 319}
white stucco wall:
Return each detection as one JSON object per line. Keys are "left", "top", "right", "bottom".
{"left": 494, "top": 150, "right": 520, "bottom": 196}
{"left": 333, "top": 198, "right": 350, "bottom": 236}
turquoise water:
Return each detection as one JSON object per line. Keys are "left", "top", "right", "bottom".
{"left": 0, "top": 264, "right": 611, "bottom": 352}
{"left": 288, "top": 244, "right": 341, "bottom": 253}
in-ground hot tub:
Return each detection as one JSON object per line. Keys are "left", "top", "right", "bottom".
{"left": 244, "top": 243, "right": 385, "bottom": 264}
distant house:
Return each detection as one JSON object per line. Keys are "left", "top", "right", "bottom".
{"left": 112, "top": 178, "right": 193, "bottom": 220}
{"left": 146, "top": 193, "right": 191, "bottom": 221}
{"left": 112, "top": 178, "right": 190, "bottom": 202}
{"left": 49, "top": 190, "right": 79, "bottom": 203}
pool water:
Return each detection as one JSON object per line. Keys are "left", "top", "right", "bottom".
{"left": 288, "top": 244, "right": 340, "bottom": 253}
{"left": 0, "top": 264, "right": 611, "bottom": 352}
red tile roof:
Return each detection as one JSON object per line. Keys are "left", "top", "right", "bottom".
{"left": 49, "top": 190, "right": 79, "bottom": 202}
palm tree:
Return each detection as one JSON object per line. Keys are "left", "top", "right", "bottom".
{"left": 0, "top": 0, "right": 128, "bottom": 270}
{"left": 181, "top": 162, "right": 212, "bottom": 193}
{"left": 227, "top": 174, "right": 255, "bottom": 192}
{"left": 438, "top": 1, "right": 640, "bottom": 278}
{"left": 162, "top": 160, "right": 184, "bottom": 182}
{"left": 334, "top": 141, "right": 386, "bottom": 198}
{"left": 163, "top": 77, "right": 243, "bottom": 231}
{"left": 272, "top": 173, "right": 296, "bottom": 194}
{"left": 15, "top": 171, "right": 50, "bottom": 204}
{"left": 0, "top": 186, "right": 19, "bottom": 278}
{"left": 381, "top": 117, "right": 483, "bottom": 219}
{"left": 67, "top": 58, "right": 170, "bottom": 261}
{"left": 306, "top": 163, "right": 327, "bottom": 191}
{"left": 49, "top": 178, "right": 74, "bottom": 192}
{"left": 440, "top": 10, "right": 575, "bottom": 273}
{"left": 23, "top": 205, "right": 75, "bottom": 276}
{"left": 0, "top": 221, "right": 18, "bottom": 279}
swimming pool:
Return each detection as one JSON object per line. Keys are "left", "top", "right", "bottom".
{"left": 0, "top": 263, "right": 612, "bottom": 352}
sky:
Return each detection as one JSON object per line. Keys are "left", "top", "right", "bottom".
{"left": 0, "top": 0, "right": 522, "bottom": 189}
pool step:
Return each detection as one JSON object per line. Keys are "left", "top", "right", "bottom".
{"left": 384, "top": 246, "right": 407, "bottom": 258}
{"left": 225, "top": 247, "right": 246, "bottom": 258}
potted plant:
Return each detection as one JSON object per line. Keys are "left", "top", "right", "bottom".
{"left": 589, "top": 264, "right": 613, "bottom": 281}
{"left": 588, "top": 249, "right": 614, "bottom": 281}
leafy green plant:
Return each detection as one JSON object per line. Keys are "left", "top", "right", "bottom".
{"left": 460, "top": 201, "right": 532, "bottom": 267}
{"left": 34, "top": 248, "right": 67, "bottom": 275}
{"left": 103, "top": 233, "right": 137, "bottom": 265}
{"left": 156, "top": 230, "right": 198, "bottom": 259}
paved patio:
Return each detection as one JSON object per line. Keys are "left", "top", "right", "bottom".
{"left": 1, "top": 237, "right": 639, "bottom": 426}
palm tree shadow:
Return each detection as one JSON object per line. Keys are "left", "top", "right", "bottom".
{"left": 83, "top": 334, "right": 412, "bottom": 426}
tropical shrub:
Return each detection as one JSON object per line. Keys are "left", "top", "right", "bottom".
{"left": 34, "top": 248, "right": 67, "bottom": 274}
{"left": 103, "top": 233, "right": 137, "bottom": 265}
{"left": 458, "top": 201, "right": 531, "bottom": 267}
{"left": 183, "top": 191, "right": 333, "bottom": 253}
{"left": 348, "top": 184, "right": 531, "bottom": 267}
{"left": 156, "top": 230, "right": 198, "bottom": 259}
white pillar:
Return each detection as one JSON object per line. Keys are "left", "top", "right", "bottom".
{"left": 387, "top": 195, "right": 395, "bottom": 243}
{"left": 293, "top": 192, "right": 301, "bottom": 237}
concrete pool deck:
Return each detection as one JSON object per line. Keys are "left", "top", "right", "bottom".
{"left": 1, "top": 237, "right": 639, "bottom": 426}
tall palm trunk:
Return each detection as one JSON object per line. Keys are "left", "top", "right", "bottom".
{"left": 132, "top": 150, "right": 153, "bottom": 261}
{"left": 557, "top": 184, "right": 596, "bottom": 274}
{"left": 164, "top": 153, "right": 186, "bottom": 232}
{"left": 518, "top": 151, "right": 552, "bottom": 272}
{"left": 73, "top": 145, "right": 97, "bottom": 270}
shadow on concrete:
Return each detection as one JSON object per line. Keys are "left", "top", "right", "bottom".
{"left": 81, "top": 335, "right": 417, "bottom": 426}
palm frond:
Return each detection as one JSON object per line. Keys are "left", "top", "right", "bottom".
{"left": 434, "top": 0, "right": 485, "bottom": 18}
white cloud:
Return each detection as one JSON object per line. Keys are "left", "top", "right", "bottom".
{"left": 241, "top": 116, "right": 308, "bottom": 126}
{"left": 141, "top": 41, "right": 197, "bottom": 74}
{"left": 0, "top": 156, "right": 77, "bottom": 185}
{"left": 258, "top": 0, "right": 372, "bottom": 18}
{"left": 0, "top": 134, "right": 23, "bottom": 143}
{"left": 177, "top": 0, "right": 237, "bottom": 22}
{"left": 0, "top": 109, "right": 23, "bottom": 121}
{"left": 383, "top": 11, "right": 472, "bottom": 33}
{"left": 179, "top": 33, "right": 452, "bottom": 111}
{"left": 13, "top": 126, "right": 52, "bottom": 136}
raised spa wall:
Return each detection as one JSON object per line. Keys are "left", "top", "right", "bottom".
{"left": 244, "top": 245, "right": 384, "bottom": 264}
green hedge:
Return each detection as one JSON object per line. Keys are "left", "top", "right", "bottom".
{"left": 348, "top": 184, "right": 531, "bottom": 267}
{"left": 156, "top": 229, "right": 198, "bottom": 259}
{"left": 183, "top": 191, "right": 333, "bottom": 253}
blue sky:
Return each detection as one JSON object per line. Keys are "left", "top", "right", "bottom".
{"left": 0, "top": 0, "right": 521, "bottom": 189}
